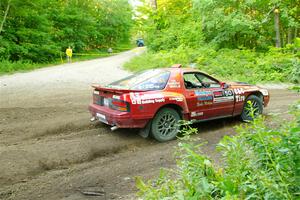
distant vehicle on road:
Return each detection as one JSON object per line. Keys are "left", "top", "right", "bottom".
{"left": 89, "top": 64, "right": 270, "bottom": 142}
{"left": 136, "top": 38, "right": 144, "bottom": 47}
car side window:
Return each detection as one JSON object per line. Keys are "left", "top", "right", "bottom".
{"left": 184, "top": 73, "right": 220, "bottom": 89}
{"left": 183, "top": 73, "right": 202, "bottom": 89}
{"left": 132, "top": 71, "right": 170, "bottom": 90}
{"left": 195, "top": 73, "right": 220, "bottom": 88}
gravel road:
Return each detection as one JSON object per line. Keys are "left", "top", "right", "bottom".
{"left": 0, "top": 48, "right": 299, "bottom": 200}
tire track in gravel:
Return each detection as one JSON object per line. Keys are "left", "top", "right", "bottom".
{"left": 0, "top": 125, "right": 152, "bottom": 186}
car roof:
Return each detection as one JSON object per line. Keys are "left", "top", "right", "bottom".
{"left": 163, "top": 67, "right": 221, "bottom": 82}
{"left": 143, "top": 67, "right": 210, "bottom": 77}
{"left": 164, "top": 67, "right": 205, "bottom": 74}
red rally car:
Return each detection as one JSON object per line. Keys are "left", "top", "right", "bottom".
{"left": 89, "top": 64, "right": 270, "bottom": 142}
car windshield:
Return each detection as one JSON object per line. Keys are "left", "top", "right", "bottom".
{"left": 107, "top": 69, "right": 170, "bottom": 90}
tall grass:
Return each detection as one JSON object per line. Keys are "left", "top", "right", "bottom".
{"left": 0, "top": 60, "right": 39, "bottom": 74}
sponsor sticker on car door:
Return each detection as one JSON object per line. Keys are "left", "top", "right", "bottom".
{"left": 213, "top": 89, "right": 234, "bottom": 103}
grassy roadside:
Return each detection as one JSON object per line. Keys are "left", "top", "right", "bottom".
{"left": 124, "top": 46, "right": 300, "bottom": 84}
{"left": 0, "top": 44, "right": 134, "bottom": 75}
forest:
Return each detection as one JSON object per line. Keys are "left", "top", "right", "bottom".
{"left": 0, "top": 0, "right": 133, "bottom": 72}
{"left": 126, "top": 0, "right": 300, "bottom": 84}
{"left": 137, "top": 0, "right": 299, "bottom": 50}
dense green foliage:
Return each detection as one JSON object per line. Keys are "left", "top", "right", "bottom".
{"left": 136, "top": 0, "right": 299, "bottom": 50}
{"left": 124, "top": 46, "right": 300, "bottom": 83}
{"left": 0, "top": 0, "right": 133, "bottom": 64}
{"left": 136, "top": 103, "right": 300, "bottom": 199}
{"left": 193, "top": 0, "right": 299, "bottom": 49}
{"left": 136, "top": 0, "right": 204, "bottom": 51}
{"left": 129, "top": 0, "right": 300, "bottom": 84}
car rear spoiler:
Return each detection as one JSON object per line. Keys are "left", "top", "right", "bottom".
{"left": 92, "top": 84, "right": 144, "bottom": 94}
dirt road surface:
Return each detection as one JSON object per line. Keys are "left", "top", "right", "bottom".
{"left": 0, "top": 48, "right": 299, "bottom": 200}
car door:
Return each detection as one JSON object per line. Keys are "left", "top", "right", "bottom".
{"left": 194, "top": 73, "right": 235, "bottom": 118}
{"left": 183, "top": 72, "right": 234, "bottom": 120}
{"left": 183, "top": 72, "right": 214, "bottom": 120}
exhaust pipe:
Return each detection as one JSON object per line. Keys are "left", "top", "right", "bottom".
{"left": 90, "top": 117, "right": 96, "bottom": 122}
{"left": 111, "top": 126, "right": 119, "bottom": 131}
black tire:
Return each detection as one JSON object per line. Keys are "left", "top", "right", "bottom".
{"left": 241, "top": 95, "right": 263, "bottom": 121}
{"left": 151, "top": 108, "right": 181, "bottom": 142}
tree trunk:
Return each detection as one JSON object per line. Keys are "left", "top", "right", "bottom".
{"left": 288, "top": 27, "right": 293, "bottom": 44}
{"left": 0, "top": 0, "right": 11, "bottom": 35}
{"left": 281, "top": 27, "right": 285, "bottom": 47}
{"left": 274, "top": 8, "right": 281, "bottom": 48}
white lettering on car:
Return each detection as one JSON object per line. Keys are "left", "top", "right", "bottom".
{"left": 168, "top": 80, "right": 181, "bottom": 88}
{"left": 236, "top": 95, "right": 245, "bottom": 102}
{"left": 224, "top": 90, "right": 233, "bottom": 96}
{"left": 191, "top": 111, "right": 203, "bottom": 117}
{"left": 234, "top": 88, "right": 244, "bottom": 95}
{"left": 130, "top": 93, "right": 165, "bottom": 104}
{"left": 169, "top": 97, "right": 183, "bottom": 102}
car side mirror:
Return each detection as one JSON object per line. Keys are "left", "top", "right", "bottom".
{"left": 221, "top": 82, "right": 229, "bottom": 89}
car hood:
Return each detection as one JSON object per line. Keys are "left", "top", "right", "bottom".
{"left": 226, "top": 81, "right": 262, "bottom": 89}
{"left": 226, "top": 81, "right": 269, "bottom": 96}
{"left": 227, "top": 81, "right": 254, "bottom": 87}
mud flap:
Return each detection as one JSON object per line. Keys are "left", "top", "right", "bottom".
{"left": 138, "top": 120, "right": 151, "bottom": 138}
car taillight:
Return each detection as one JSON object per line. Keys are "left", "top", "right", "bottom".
{"left": 93, "top": 90, "right": 102, "bottom": 105}
{"left": 111, "top": 99, "right": 130, "bottom": 112}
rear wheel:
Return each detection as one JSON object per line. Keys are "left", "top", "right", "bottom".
{"left": 151, "top": 108, "right": 180, "bottom": 142}
{"left": 241, "top": 95, "right": 263, "bottom": 121}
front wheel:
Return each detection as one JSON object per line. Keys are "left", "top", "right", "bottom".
{"left": 241, "top": 95, "right": 263, "bottom": 121}
{"left": 151, "top": 108, "right": 181, "bottom": 142}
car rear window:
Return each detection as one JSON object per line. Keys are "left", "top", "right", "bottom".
{"left": 108, "top": 69, "right": 170, "bottom": 90}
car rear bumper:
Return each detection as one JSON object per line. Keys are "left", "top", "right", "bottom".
{"left": 88, "top": 104, "right": 149, "bottom": 128}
